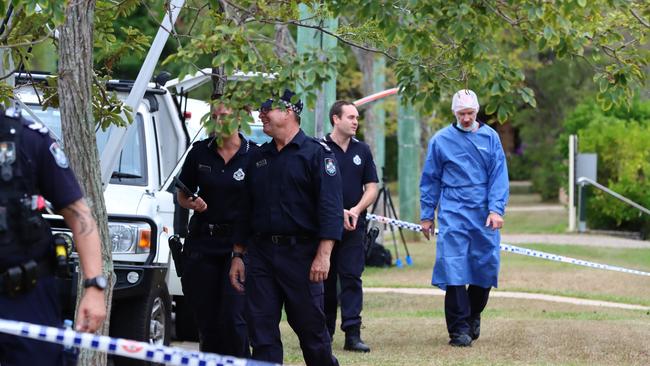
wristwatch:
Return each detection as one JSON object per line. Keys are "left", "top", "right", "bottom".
{"left": 83, "top": 275, "right": 108, "bottom": 290}
{"left": 231, "top": 251, "right": 245, "bottom": 260}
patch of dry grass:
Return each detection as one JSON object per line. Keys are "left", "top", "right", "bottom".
{"left": 364, "top": 241, "right": 650, "bottom": 306}
{"left": 279, "top": 293, "right": 650, "bottom": 365}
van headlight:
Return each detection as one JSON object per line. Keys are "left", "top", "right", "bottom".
{"left": 108, "top": 222, "right": 151, "bottom": 254}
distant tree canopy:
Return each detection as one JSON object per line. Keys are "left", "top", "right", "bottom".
{"left": 0, "top": 0, "right": 648, "bottom": 130}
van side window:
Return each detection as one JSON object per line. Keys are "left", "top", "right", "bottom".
{"left": 96, "top": 114, "right": 148, "bottom": 186}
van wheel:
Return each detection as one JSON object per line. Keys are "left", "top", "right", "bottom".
{"left": 173, "top": 296, "right": 199, "bottom": 342}
{"left": 111, "top": 284, "right": 171, "bottom": 366}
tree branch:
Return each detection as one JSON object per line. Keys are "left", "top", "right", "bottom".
{"left": 630, "top": 8, "right": 650, "bottom": 29}
{"left": 258, "top": 19, "right": 398, "bottom": 61}
{"left": 0, "top": 32, "right": 54, "bottom": 49}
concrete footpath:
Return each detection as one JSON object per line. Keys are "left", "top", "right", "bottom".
{"left": 364, "top": 287, "right": 650, "bottom": 311}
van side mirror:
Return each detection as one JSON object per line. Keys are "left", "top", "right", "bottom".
{"left": 154, "top": 71, "right": 172, "bottom": 88}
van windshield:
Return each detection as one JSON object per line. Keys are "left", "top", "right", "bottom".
{"left": 27, "top": 106, "right": 147, "bottom": 186}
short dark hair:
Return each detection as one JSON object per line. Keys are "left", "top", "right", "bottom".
{"left": 329, "top": 100, "right": 357, "bottom": 126}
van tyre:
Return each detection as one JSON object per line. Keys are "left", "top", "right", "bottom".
{"left": 111, "top": 284, "right": 172, "bottom": 366}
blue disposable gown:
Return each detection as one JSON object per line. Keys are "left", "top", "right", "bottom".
{"left": 420, "top": 123, "right": 509, "bottom": 290}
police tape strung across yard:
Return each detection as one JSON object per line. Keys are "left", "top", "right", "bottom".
{"left": 0, "top": 318, "right": 278, "bottom": 366}
{"left": 366, "top": 214, "right": 650, "bottom": 277}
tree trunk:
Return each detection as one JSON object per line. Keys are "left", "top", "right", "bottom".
{"left": 58, "top": 1, "right": 113, "bottom": 365}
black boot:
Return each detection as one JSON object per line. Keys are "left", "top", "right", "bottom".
{"left": 344, "top": 326, "right": 370, "bottom": 353}
{"left": 448, "top": 333, "right": 472, "bottom": 347}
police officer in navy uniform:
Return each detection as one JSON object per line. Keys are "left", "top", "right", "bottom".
{"left": 229, "top": 90, "right": 343, "bottom": 366}
{"left": 176, "top": 104, "right": 255, "bottom": 357}
{"left": 323, "top": 100, "right": 378, "bottom": 352}
{"left": 0, "top": 109, "right": 106, "bottom": 365}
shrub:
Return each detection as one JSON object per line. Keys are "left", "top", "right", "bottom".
{"left": 563, "top": 98, "right": 650, "bottom": 236}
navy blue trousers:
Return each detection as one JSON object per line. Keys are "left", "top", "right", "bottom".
{"left": 0, "top": 275, "right": 64, "bottom": 366}
{"left": 246, "top": 239, "right": 338, "bottom": 366}
{"left": 444, "top": 285, "right": 491, "bottom": 336}
{"left": 324, "top": 222, "right": 366, "bottom": 336}
{"left": 181, "top": 251, "right": 250, "bottom": 357}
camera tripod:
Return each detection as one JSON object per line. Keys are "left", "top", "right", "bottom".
{"left": 369, "top": 181, "right": 412, "bottom": 268}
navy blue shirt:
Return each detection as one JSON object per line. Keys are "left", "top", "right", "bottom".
{"left": 20, "top": 121, "right": 84, "bottom": 210}
{"left": 1, "top": 116, "right": 83, "bottom": 268}
{"left": 243, "top": 129, "right": 344, "bottom": 241}
{"left": 178, "top": 134, "right": 257, "bottom": 254}
{"left": 323, "top": 134, "right": 378, "bottom": 211}
{"left": 179, "top": 134, "right": 256, "bottom": 226}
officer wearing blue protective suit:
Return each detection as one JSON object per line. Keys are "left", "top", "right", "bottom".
{"left": 229, "top": 90, "right": 343, "bottom": 366}
{"left": 419, "top": 89, "right": 509, "bottom": 347}
{"left": 0, "top": 109, "right": 106, "bottom": 365}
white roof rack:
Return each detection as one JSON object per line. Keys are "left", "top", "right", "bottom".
{"left": 165, "top": 68, "right": 276, "bottom": 94}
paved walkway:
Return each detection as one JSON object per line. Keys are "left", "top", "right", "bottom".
{"left": 364, "top": 287, "right": 650, "bottom": 311}
{"left": 501, "top": 233, "right": 650, "bottom": 248}
{"left": 507, "top": 205, "right": 565, "bottom": 212}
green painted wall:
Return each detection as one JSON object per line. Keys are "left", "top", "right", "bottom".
{"left": 397, "top": 97, "right": 420, "bottom": 238}
{"left": 296, "top": 4, "right": 337, "bottom": 137}
{"left": 371, "top": 56, "right": 386, "bottom": 182}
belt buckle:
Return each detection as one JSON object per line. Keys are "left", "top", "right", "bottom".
{"left": 271, "top": 235, "right": 281, "bottom": 244}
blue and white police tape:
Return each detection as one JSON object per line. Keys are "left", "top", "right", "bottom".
{"left": 366, "top": 213, "right": 424, "bottom": 233}
{"left": 499, "top": 243, "right": 650, "bottom": 277}
{"left": 366, "top": 213, "right": 650, "bottom": 277}
{"left": 0, "top": 318, "right": 278, "bottom": 366}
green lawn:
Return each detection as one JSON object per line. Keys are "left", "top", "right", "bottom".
{"left": 364, "top": 240, "right": 650, "bottom": 306}
{"left": 501, "top": 209, "right": 568, "bottom": 234}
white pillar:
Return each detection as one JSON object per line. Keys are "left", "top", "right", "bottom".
{"left": 568, "top": 134, "right": 576, "bottom": 232}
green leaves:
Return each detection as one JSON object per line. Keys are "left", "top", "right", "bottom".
{"left": 0, "top": 0, "right": 647, "bottom": 133}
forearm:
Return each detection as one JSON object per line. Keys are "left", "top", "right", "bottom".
{"left": 59, "top": 199, "right": 103, "bottom": 279}
{"left": 353, "top": 182, "right": 378, "bottom": 213}
{"left": 176, "top": 191, "right": 193, "bottom": 209}
{"left": 317, "top": 239, "right": 335, "bottom": 258}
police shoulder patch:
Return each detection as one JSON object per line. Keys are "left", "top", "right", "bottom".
{"left": 312, "top": 137, "right": 331, "bottom": 152}
{"left": 324, "top": 157, "right": 337, "bottom": 176}
{"left": 49, "top": 142, "right": 69, "bottom": 168}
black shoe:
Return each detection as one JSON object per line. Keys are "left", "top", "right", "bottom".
{"left": 448, "top": 333, "right": 472, "bottom": 347}
{"left": 344, "top": 326, "right": 371, "bottom": 353}
{"left": 344, "top": 336, "right": 371, "bottom": 352}
{"left": 469, "top": 317, "right": 481, "bottom": 340}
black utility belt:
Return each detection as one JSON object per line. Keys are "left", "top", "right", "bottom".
{"left": 190, "top": 223, "right": 233, "bottom": 237}
{"left": 0, "top": 259, "right": 53, "bottom": 297}
{"left": 255, "top": 234, "right": 316, "bottom": 245}
{"left": 183, "top": 248, "right": 230, "bottom": 261}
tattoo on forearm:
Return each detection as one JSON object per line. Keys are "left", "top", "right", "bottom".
{"left": 62, "top": 200, "right": 96, "bottom": 237}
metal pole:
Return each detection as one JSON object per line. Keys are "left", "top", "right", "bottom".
{"left": 99, "top": 0, "right": 185, "bottom": 188}
{"left": 568, "top": 135, "right": 576, "bottom": 231}
{"left": 577, "top": 183, "right": 587, "bottom": 233}
{"left": 577, "top": 177, "right": 650, "bottom": 216}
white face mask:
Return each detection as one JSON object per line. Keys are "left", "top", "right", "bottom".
{"left": 456, "top": 121, "right": 478, "bottom": 132}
